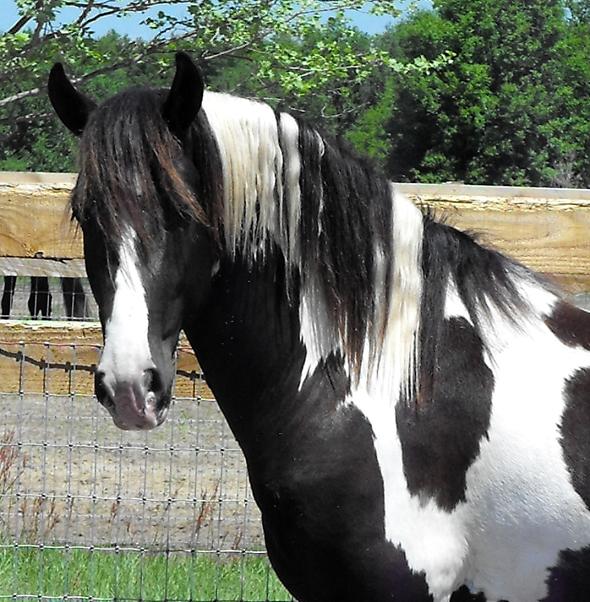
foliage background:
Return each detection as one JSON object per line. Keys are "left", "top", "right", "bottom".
{"left": 1, "top": 0, "right": 590, "bottom": 186}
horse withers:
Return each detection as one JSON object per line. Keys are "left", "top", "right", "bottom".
{"left": 48, "top": 53, "right": 590, "bottom": 601}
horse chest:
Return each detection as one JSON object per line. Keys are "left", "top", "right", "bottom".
{"left": 341, "top": 320, "right": 590, "bottom": 602}
{"left": 239, "top": 338, "right": 590, "bottom": 602}
{"left": 244, "top": 401, "right": 434, "bottom": 602}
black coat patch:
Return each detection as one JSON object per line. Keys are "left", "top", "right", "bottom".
{"left": 396, "top": 317, "right": 494, "bottom": 511}
{"left": 546, "top": 301, "right": 590, "bottom": 351}
{"left": 541, "top": 546, "right": 590, "bottom": 601}
{"left": 188, "top": 253, "right": 434, "bottom": 601}
{"left": 560, "top": 368, "right": 590, "bottom": 510}
{"left": 449, "top": 586, "right": 487, "bottom": 601}
{"left": 257, "top": 398, "right": 434, "bottom": 602}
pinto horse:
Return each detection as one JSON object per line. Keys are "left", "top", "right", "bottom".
{"left": 48, "top": 53, "right": 590, "bottom": 602}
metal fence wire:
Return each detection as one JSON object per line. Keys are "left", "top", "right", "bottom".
{"left": 0, "top": 282, "right": 292, "bottom": 601}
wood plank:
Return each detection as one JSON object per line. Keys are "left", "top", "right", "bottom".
{"left": 0, "top": 257, "right": 87, "bottom": 277}
{"left": 0, "top": 321, "right": 212, "bottom": 400}
{"left": 1, "top": 173, "right": 589, "bottom": 290}
{"left": 408, "top": 202, "right": 590, "bottom": 292}
{"left": 0, "top": 177, "right": 81, "bottom": 259}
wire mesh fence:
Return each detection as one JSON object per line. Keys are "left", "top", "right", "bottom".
{"left": 0, "top": 329, "right": 291, "bottom": 601}
{"left": 2, "top": 268, "right": 588, "bottom": 602}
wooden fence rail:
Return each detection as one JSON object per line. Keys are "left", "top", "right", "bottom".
{"left": 0, "top": 320, "right": 212, "bottom": 398}
{"left": 2, "top": 172, "right": 590, "bottom": 290}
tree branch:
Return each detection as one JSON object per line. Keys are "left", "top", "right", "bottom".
{"left": 0, "top": 111, "right": 52, "bottom": 126}
{"left": 202, "top": 42, "right": 253, "bottom": 62}
{"left": 76, "top": 0, "right": 97, "bottom": 26}
{"left": 0, "top": 0, "right": 393, "bottom": 109}
{"left": 0, "top": 37, "right": 171, "bottom": 109}
{"left": 0, "top": 87, "right": 43, "bottom": 108}
{"left": 7, "top": 14, "right": 32, "bottom": 35}
{"left": 5, "top": 0, "right": 45, "bottom": 35}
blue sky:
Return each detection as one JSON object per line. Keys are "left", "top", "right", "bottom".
{"left": 1, "top": 1, "right": 432, "bottom": 38}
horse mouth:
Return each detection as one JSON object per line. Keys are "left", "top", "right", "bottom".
{"left": 97, "top": 380, "right": 171, "bottom": 431}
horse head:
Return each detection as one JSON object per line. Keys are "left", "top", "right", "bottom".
{"left": 48, "top": 53, "right": 216, "bottom": 430}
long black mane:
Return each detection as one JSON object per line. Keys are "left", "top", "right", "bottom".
{"left": 73, "top": 85, "right": 536, "bottom": 399}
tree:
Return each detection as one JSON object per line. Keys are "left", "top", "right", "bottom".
{"left": 548, "top": 6, "right": 590, "bottom": 186}
{"left": 565, "top": 0, "right": 590, "bottom": 24}
{"left": 1, "top": 28, "right": 175, "bottom": 171}
{"left": 0, "top": 0, "right": 426, "bottom": 171}
{"left": 361, "top": 0, "right": 590, "bottom": 186}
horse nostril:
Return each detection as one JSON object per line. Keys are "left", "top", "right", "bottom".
{"left": 94, "top": 370, "right": 111, "bottom": 405}
{"left": 95, "top": 370, "right": 106, "bottom": 391}
{"left": 143, "top": 368, "right": 163, "bottom": 394}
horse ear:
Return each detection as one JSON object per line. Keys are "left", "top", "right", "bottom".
{"left": 162, "top": 52, "right": 204, "bottom": 136}
{"left": 48, "top": 63, "right": 96, "bottom": 136}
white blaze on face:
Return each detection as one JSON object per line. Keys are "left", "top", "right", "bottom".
{"left": 98, "top": 229, "right": 154, "bottom": 390}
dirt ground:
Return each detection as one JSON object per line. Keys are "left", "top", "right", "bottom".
{"left": 0, "top": 391, "right": 266, "bottom": 553}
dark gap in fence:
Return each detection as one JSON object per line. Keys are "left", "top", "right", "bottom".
{"left": 0, "top": 276, "right": 96, "bottom": 321}
{"left": 0, "top": 259, "right": 98, "bottom": 321}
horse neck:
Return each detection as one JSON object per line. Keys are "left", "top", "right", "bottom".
{"left": 183, "top": 251, "right": 308, "bottom": 447}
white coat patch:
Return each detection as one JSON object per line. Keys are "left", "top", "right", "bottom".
{"left": 350, "top": 277, "right": 590, "bottom": 601}
{"left": 98, "top": 229, "right": 154, "bottom": 389}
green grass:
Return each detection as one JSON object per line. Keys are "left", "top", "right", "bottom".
{"left": 0, "top": 546, "right": 292, "bottom": 601}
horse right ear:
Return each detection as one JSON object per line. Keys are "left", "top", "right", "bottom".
{"left": 162, "top": 52, "right": 204, "bottom": 136}
{"left": 48, "top": 63, "right": 96, "bottom": 136}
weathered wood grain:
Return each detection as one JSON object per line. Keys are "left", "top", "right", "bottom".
{"left": 409, "top": 201, "right": 590, "bottom": 292}
{"left": 0, "top": 176, "right": 81, "bottom": 259}
{"left": 397, "top": 184, "right": 590, "bottom": 293}
{"left": 1, "top": 173, "right": 590, "bottom": 290}
{"left": 0, "top": 321, "right": 212, "bottom": 399}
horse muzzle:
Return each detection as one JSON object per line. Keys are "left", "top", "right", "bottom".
{"left": 94, "top": 368, "right": 170, "bottom": 430}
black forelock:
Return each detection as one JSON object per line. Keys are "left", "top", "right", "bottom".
{"left": 71, "top": 87, "right": 209, "bottom": 248}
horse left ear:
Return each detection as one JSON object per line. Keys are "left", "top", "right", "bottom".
{"left": 162, "top": 52, "right": 204, "bottom": 136}
{"left": 48, "top": 63, "right": 96, "bottom": 136}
